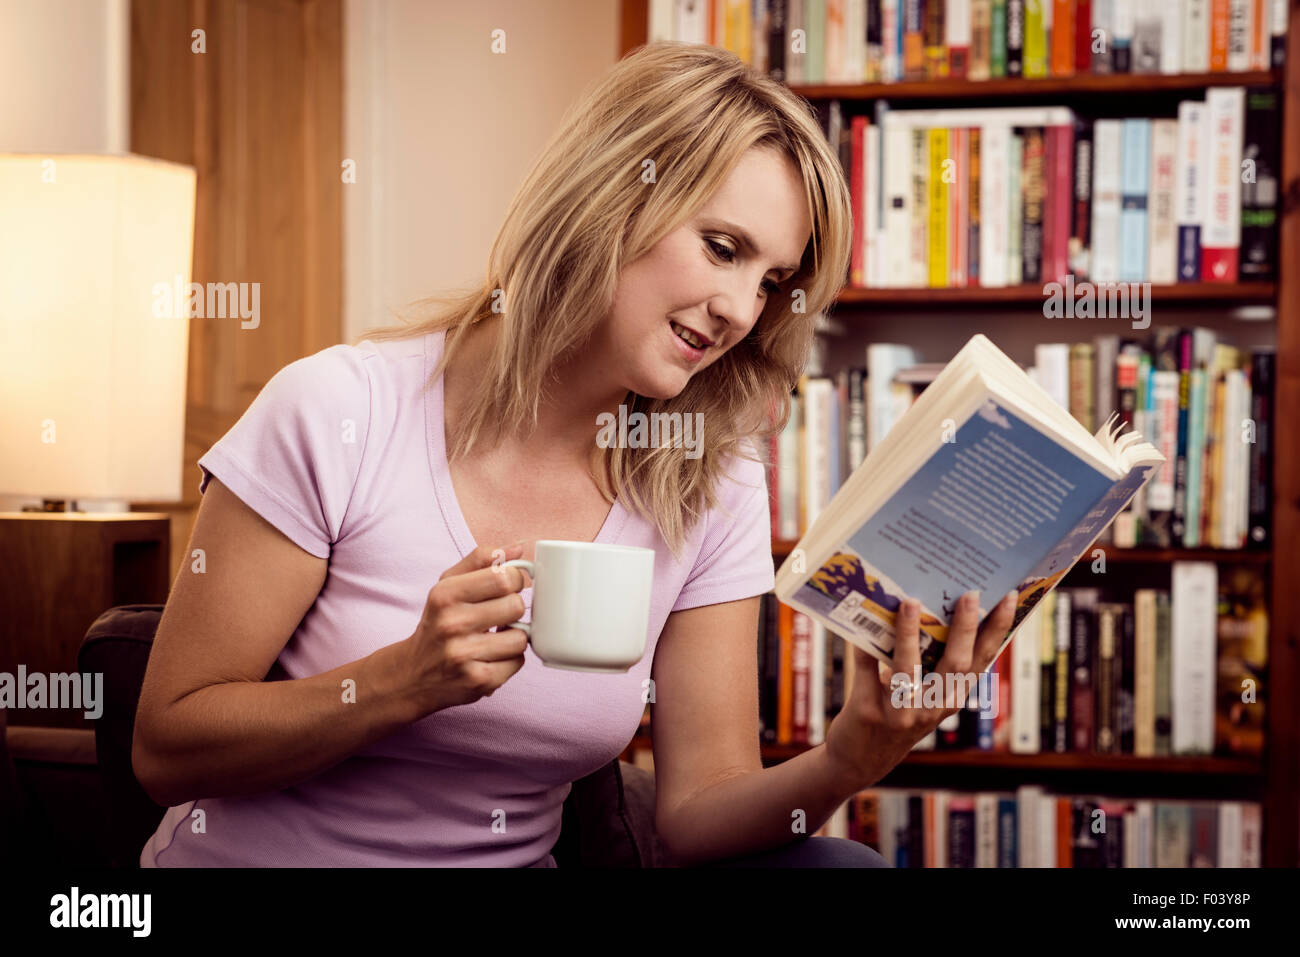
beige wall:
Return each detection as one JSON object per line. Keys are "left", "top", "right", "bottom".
{"left": 343, "top": 0, "right": 620, "bottom": 341}
{"left": 0, "top": 0, "right": 128, "bottom": 155}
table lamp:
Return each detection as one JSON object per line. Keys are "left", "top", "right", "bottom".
{"left": 0, "top": 153, "right": 197, "bottom": 729}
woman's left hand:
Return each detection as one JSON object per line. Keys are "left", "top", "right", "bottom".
{"left": 823, "top": 589, "right": 1019, "bottom": 793}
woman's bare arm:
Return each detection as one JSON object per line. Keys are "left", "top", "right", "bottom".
{"left": 131, "top": 477, "right": 424, "bottom": 806}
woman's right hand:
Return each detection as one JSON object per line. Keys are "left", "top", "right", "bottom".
{"left": 401, "top": 542, "right": 534, "bottom": 718}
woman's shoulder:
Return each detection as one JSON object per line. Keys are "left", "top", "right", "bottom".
{"left": 351, "top": 331, "right": 433, "bottom": 365}
{"left": 687, "top": 440, "right": 769, "bottom": 533}
{"left": 260, "top": 333, "right": 433, "bottom": 408}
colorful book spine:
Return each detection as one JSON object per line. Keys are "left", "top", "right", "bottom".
{"left": 909, "top": 128, "right": 930, "bottom": 285}
{"left": 1023, "top": 0, "right": 1049, "bottom": 75}
{"left": 903, "top": 0, "right": 926, "bottom": 79}
{"left": 1111, "top": 0, "right": 1134, "bottom": 71}
{"left": 851, "top": 116, "right": 869, "bottom": 286}
{"left": 1090, "top": 119, "right": 1122, "bottom": 281}
{"left": 928, "top": 126, "right": 950, "bottom": 286}
{"left": 1270, "top": 0, "right": 1287, "bottom": 67}
{"left": 1119, "top": 118, "right": 1152, "bottom": 281}
{"left": 1185, "top": 0, "right": 1212, "bottom": 72}
{"left": 1068, "top": 119, "right": 1093, "bottom": 277}
{"left": 951, "top": 126, "right": 969, "bottom": 285}
{"left": 968, "top": 127, "right": 981, "bottom": 283}
{"left": 1171, "top": 562, "right": 1218, "bottom": 755}
{"left": 1202, "top": 86, "right": 1245, "bottom": 281}
{"left": 980, "top": 122, "right": 1010, "bottom": 286}
{"left": 1247, "top": 350, "right": 1274, "bottom": 547}
{"left": 948, "top": 0, "right": 973, "bottom": 76}
{"left": 1020, "top": 126, "right": 1045, "bottom": 282}
{"left": 925, "top": 0, "right": 949, "bottom": 77}
{"left": 1148, "top": 118, "right": 1180, "bottom": 284}
{"left": 1132, "top": 0, "right": 1162, "bottom": 74}
{"left": 970, "top": 0, "right": 993, "bottom": 79}
{"left": 1008, "top": 131, "right": 1024, "bottom": 283}
{"left": 1175, "top": 101, "right": 1208, "bottom": 281}
{"left": 1091, "top": 0, "right": 1113, "bottom": 72}
{"left": 1052, "top": 0, "right": 1076, "bottom": 76}
{"left": 1239, "top": 87, "right": 1279, "bottom": 280}
{"left": 1210, "top": 0, "right": 1231, "bottom": 70}
{"left": 1184, "top": 365, "right": 1208, "bottom": 546}
{"left": 1005, "top": 0, "right": 1025, "bottom": 75}
{"left": 989, "top": 0, "right": 1009, "bottom": 77}
{"left": 1046, "top": 122, "right": 1074, "bottom": 282}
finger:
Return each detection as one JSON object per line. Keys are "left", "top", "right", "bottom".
{"left": 438, "top": 542, "right": 527, "bottom": 582}
{"left": 849, "top": 644, "right": 886, "bottom": 718}
{"left": 935, "top": 589, "right": 981, "bottom": 676}
{"left": 882, "top": 598, "right": 922, "bottom": 715}
{"left": 462, "top": 590, "right": 533, "bottom": 634}
{"left": 889, "top": 597, "right": 922, "bottom": 680}
{"left": 972, "top": 590, "right": 1019, "bottom": 673}
{"left": 439, "top": 592, "right": 531, "bottom": 636}
{"left": 443, "top": 563, "right": 532, "bottom": 604}
{"left": 461, "top": 627, "right": 531, "bottom": 663}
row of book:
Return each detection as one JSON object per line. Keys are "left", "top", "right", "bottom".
{"left": 756, "top": 565, "right": 1268, "bottom": 757}
{"left": 1048, "top": 332, "right": 1273, "bottom": 550}
{"left": 648, "top": 0, "right": 1289, "bottom": 83}
{"left": 814, "top": 786, "right": 1263, "bottom": 866}
{"left": 825, "top": 88, "right": 1278, "bottom": 288}
{"left": 772, "top": 333, "right": 1274, "bottom": 550}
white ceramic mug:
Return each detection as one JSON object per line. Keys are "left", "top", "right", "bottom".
{"left": 500, "top": 540, "right": 655, "bottom": 673}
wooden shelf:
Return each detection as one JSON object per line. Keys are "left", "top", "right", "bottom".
{"left": 791, "top": 70, "right": 1281, "bottom": 101}
{"left": 770, "top": 540, "right": 1271, "bottom": 564}
{"left": 623, "top": 733, "right": 1261, "bottom": 777}
{"left": 835, "top": 281, "right": 1277, "bottom": 307}
{"left": 1061, "top": 547, "right": 1272, "bottom": 565}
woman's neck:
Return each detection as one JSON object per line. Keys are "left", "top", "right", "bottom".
{"left": 442, "top": 316, "right": 625, "bottom": 470}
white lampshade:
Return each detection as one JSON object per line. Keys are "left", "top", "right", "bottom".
{"left": 0, "top": 153, "right": 196, "bottom": 502}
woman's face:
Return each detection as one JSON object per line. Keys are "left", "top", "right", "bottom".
{"left": 597, "top": 146, "right": 813, "bottom": 400}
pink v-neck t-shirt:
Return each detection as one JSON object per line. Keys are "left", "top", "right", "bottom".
{"left": 140, "top": 328, "right": 776, "bottom": 867}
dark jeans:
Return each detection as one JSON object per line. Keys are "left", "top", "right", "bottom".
{"left": 701, "top": 836, "right": 890, "bottom": 867}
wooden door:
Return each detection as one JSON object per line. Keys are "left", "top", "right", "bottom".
{"left": 128, "top": 0, "right": 343, "bottom": 578}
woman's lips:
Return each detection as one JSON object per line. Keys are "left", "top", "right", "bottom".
{"left": 669, "top": 320, "right": 706, "bottom": 362}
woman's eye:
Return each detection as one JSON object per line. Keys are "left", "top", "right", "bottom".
{"left": 706, "top": 239, "right": 735, "bottom": 262}
{"left": 709, "top": 239, "right": 781, "bottom": 297}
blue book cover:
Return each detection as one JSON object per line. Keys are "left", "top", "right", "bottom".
{"left": 1177, "top": 221, "right": 1201, "bottom": 281}
{"left": 1119, "top": 118, "right": 1151, "bottom": 282}
{"left": 1183, "top": 368, "right": 1207, "bottom": 547}
{"left": 997, "top": 797, "right": 1018, "bottom": 867}
{"left": 782, "top": 397, "right": 1158, "bottom": 673}
{"left": 977, "top": 699, "right": 994, "bottom": 750}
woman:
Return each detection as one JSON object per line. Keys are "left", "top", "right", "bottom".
{"left": 134, "top": 41, "right": 1016, "bottom": 867}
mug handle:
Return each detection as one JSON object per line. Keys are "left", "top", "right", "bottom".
{"left": 499, "top": 558, "right": 533, "bottom": 636}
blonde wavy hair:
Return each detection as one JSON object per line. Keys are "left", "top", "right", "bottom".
{"left": 356, "top": 41, "right": 852, "bottom": 560}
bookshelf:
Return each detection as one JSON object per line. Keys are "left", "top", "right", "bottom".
{"left": 617, "top": 3, "right": 1300, "bottom": 867}
{"left": 792, "top": 69, "right": 1282, "bottom": 100}
{"left": 836, "top": 281, "right": 1276, "bottom": 305}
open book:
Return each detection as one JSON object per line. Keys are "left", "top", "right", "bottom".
{"left": 774, "top": 333, "right": 1166, "bottom": 675}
